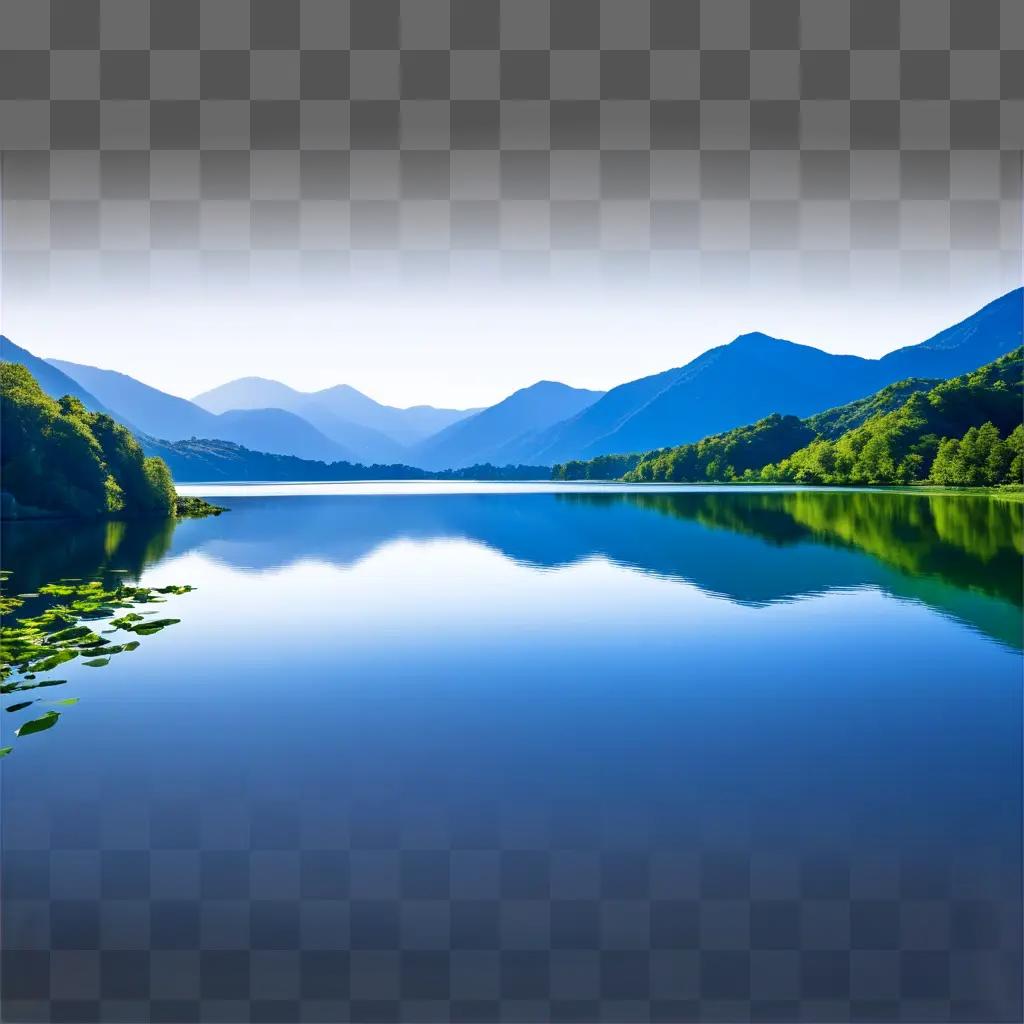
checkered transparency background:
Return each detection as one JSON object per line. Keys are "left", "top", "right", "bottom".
{"left": 0, "top": 0, "right": 1021, "bottom": 302}
{"left": 3, "top": 761, "right": 1021, "bottom": 1022}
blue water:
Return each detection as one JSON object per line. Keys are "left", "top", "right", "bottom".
{"left": 2, "top": 485, "right": 1021, "bottom": 1022}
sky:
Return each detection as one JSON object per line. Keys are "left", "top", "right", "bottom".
{"left": 2, "top": 1, "right": 1018, "bottom": 409}
{"left": 1, "top": 280, "right": 1012, "bottom": 410}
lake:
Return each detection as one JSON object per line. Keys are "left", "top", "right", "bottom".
{"left": 2, "top": 484, "right": 1021, "bottom": 1022}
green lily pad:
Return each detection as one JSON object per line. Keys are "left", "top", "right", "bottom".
{"left": 75, "top": 636, "right": 110, "bottom": 649}
{"left": 46, "top": 625, "right": 92, "bottom": 643}
{"left": 28, "top": 650, "right": 77, "bottom": 673}
{"left": 15, "top": 711, "right": 59, "bottom": 737}
{"left": 0, "top": 746, "right": 11, "bottom": 758}
{"left": 110, "top": 613, "right": 144, "bottom": 628}
{"left": 129, "top": 618, "right": 180, "bottom": 635}
{"left": 2, "top": 575, "right": 195, "bottom": 750}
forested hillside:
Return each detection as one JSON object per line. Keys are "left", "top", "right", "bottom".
{"left": 761, "top": 349, "right": 1023, "bottom": 486}
{"left": 622, "top": 414, "right": 816, "bottom": 484}
{"left": 141, "top": 435, "right": 550, "bottom": 482}
{"left": 553, "top": 349, "right": 1024, "bottom": 488}
{"left": 1, "top": 362, "right": 176, "bottom": 518}
{"left": 804, "top": 378, "right": 938, "bottom": 439}
{"left": 553, "top": 377, "right": 946, "bottom": 482}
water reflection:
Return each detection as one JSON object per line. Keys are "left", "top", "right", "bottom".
{"left": 4, "top": 489, "right": 1021, "bottom": 661}
{"left": 2, "top": 516, "right": 175, "bottom": 592}
{"left": 2, "top": 486, "right": 1021, "bottom": 1022}
{"left": 624, "top": 489, "right": 1023, "bottom": 605}
{"left": 1, "top": 518, "right": 192, "bottom": 759}
{"left": 167, "top": 488, "right": 1023, "bottom": 648}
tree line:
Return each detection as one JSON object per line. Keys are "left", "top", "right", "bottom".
{"left": 552, "top": 348, "right": 1023, "bottom": 488}
{"left": 1, "top": 362, "right": 177, "bottom": 518}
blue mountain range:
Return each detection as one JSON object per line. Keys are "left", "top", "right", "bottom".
{"left": 2, "top": 288, "right": 1020, "bottom": 471}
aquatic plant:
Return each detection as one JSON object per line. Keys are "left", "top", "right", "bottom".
{"left": 175, "top": 495, "right": 228, "bottom": 518}
{"left": 0, "top": 572, "right": 195, "bottom": 757}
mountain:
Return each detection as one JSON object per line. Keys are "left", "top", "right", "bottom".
{"left": 758, "top": 348, "right": 1024, "bottom": 487}
{"left": 595, "top": 348, "right": 1023, "bottom": 486}
{"left": 804, "top": 378, "right": 939, "bottom": 439}
{"left": 410, "top": 381, "right": 605, "bottom": 470}
{"left": 523, "top": 288, "right": 1023, "bottom": 464}
{"left": 46, "top": 358, "right": 354, "bottom": 463}
{"left": 518, "top": 337, "right": 878, "bottom": 464}
{"left": 192, "top": 378, "right": 408, "bottom": 463}
{"left": 8, "top": 287, "right": 1019, "bottom": 473}
{"left": 879, "top": 288, "right": 1023, "bottom": 379}
{"left": 555, "top": 347, "right": 1024, "bottom": 485}
{"left": 1, "top": 336, "right": 110, "bottom": 416}
{"left": 191, "top": 376, "right": 301, "bottom": 415}
{"left": 386, "top": 404, "right": 477, "bottom": 443}
{"left": 304, "top": 384, "right": 475, "bottom": 445}
{"left": 139, "top": 435, "right": 549, "bottom": 482}
{"left": 193, "top": 377, "right": 476, "bottom": 450}
{"left": 551, "top": 378, "right": 942, "bottom": 482}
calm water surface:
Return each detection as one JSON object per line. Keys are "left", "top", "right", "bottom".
{"left": 2, "top": 485, "right": 1021, "bottom": 1022}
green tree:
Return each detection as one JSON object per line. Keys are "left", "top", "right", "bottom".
{"left": 1, "top": 362, "right": 177, "bottom": 519}
{"left": 1006, "top": 424, "right": 1024, "bottom": 483}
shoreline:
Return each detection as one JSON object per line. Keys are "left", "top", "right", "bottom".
{"left": 169, "top": 479, "right": 1024, "bottom": 501}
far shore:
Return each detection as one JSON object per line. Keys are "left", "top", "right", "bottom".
{"left": 171, "top": 479, "right": 1024, "bottom": 500}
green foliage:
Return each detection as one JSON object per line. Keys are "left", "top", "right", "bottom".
{"left": 805, "top": 378, "right": 938, "bottom": 439}
{"left": 553, "top": 349, "right": 1023, "bottom": 489}
{"left": 929, "top": 423, "right": 1024, "bottom": 486}
{"left": 143, "top": 457, "right": 178, "bottom": 513}
{"left": 762, "top": 348, "right": 1023, "bottom": 486}
{"left": 174, "top": 495, "right": 228, "bottom": 518}
{"left": 1, "top": 363, "right": 110, "bottom": 515}
{"left": 622, "top": 414, "right": 816, "bottom": 483}
{"left": 552, "top": 453, "right": 645, "bottom": 481}
{"left": 566, "top": 486, "right": 1022, "bottom": 611}
{"left": 1, "top": 362, "right": 177, "bottom": 519}
{"left": 15, "top": 710, "right": 59, "bottom": 737}
{"left": 1, "top": 572, "right": 195, "bottom": 757}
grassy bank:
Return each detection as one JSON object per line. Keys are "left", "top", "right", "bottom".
{"left": 174, "top": 495, "right": 228, "bottom": 518}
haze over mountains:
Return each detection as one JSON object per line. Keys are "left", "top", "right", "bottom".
{"left": 516, "top": 288, "right": 1024, "bottom": 464}
{"left": 1, "top": 288, "right": 1020, "bottom": 474}
{"left": 46, "top": 358, "right": 354, "bottom": 464}
{"left": 410, "top": 381, "right": 606, "bottom": 471}
{"left": 192, "top": 377, "right": 476, "bottom": 463}
{"left": 0, "top": 338, "right": 112, "bottom": 417}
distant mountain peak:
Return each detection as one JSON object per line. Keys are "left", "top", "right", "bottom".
{"left": 219, "top": 375, "right": 284, "bottom": 386}
{"left": 411, "top": 380, "right": 606, "bottom": 470}
{"left": 192, "top": 373, "right": 477, "bottom": 453}
{"left": 727, "top": 331, "right": 808, "bottom": 353}
{"left": 526, "top": 289, "right": 1021, "bottom": 464}
{"left": 512, "top": 379, "right": 592, "bottom": 396}
{"left": 732, "top": 331, "right": 782, "bottom": 345}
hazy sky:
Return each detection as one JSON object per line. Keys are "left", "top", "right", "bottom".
{"left": 3, "top": 281, "right": 1011, "bottom": 409}
{"left": 2, "top": 0, "right": 1018, "bottom": 410}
